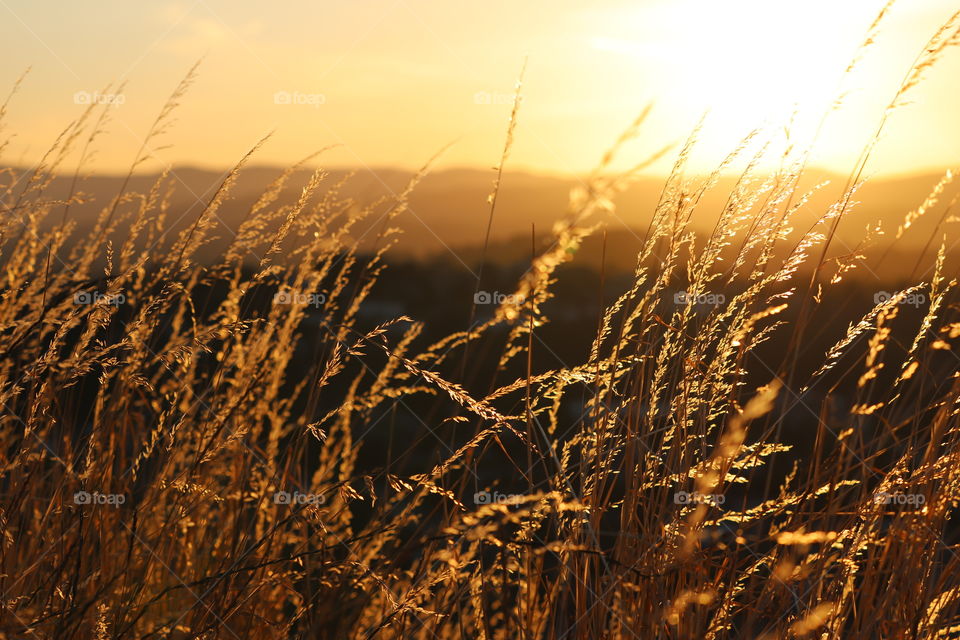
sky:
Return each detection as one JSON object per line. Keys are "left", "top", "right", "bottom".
{"left": 1, "top": 0, "right": 959, "bottom": 177}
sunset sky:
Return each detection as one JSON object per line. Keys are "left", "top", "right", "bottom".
{"left": 2, "top": 0, "right": 958, "bottom": 176}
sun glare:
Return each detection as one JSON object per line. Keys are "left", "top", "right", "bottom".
{"left": 590, "top": 0, "right": 911, "bottom": 171}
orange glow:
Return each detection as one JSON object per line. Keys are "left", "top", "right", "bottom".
{"left": 0, "top": 1, "right": 958, "bottom": 176}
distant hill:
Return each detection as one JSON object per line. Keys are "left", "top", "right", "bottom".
{"left": 7, "top": 164, "right": 958, "bottom": 280}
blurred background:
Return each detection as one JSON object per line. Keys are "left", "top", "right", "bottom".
{"left": 2, "top": 0, "right": 960, "bottom": 176}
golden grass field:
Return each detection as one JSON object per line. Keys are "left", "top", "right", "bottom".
{"left": 3, "top": 5, "right": 960, "bottom": 639}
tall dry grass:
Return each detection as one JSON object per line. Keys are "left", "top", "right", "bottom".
{"left": 3, "top": 6, "right": 960, "bottom": 638}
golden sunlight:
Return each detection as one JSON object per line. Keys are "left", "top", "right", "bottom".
{"left": 586, "top": 0, "right": 957, "bottom": 172}
{"left": 1, "top": 0, "right": 958, "bottom": 175}
{"left": 5, "top": 1, "right": 960, "bottom": 637}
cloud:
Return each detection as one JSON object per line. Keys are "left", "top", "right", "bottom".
{"left": 158, "top": 4, "right": 262, "bottom": 56}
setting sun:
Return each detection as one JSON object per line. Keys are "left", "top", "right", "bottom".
{"left": 585, "top": 0, "right": 960, "bottom": 173}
